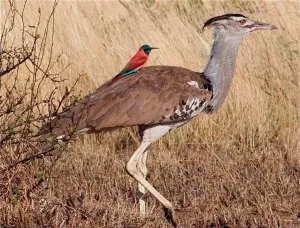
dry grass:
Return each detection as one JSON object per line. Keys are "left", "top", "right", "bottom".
{"left": 0, "top": 0, "right": 299, "bottom": 227}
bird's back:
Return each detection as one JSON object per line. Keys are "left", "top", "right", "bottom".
{"left": 44, "top": 66, "right": 212, "bottom": 137}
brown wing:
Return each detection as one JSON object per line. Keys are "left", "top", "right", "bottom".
{"left": 48, "top": 66, "right": 212, "bottom": 136}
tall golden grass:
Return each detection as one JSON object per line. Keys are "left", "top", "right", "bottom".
{"left": 1, "top": 0, "right": 299, "bottom": 227}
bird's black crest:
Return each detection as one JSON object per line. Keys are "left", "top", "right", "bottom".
{"left": 203, "top": 13, "right": 247, "bottom": 29}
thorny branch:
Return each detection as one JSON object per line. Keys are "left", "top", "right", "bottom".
{"left": 0, "top": 1, "right": 80, "bottom": 179}
{"left": 0, "top": 0, "right": 39, "bottom": 78}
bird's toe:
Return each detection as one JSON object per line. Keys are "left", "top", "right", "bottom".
{"left": 163, "top": 207, "right": 178, "bottom": 227}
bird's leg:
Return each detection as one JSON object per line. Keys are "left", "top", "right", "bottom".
{"left": 126, "top": 140, "right": 177, "bottom": 227}
{"left": 137, "top": 148, "right": 149, "bottom": 216}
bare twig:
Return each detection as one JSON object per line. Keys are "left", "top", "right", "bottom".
{"left": 0, "top": 0, "right": 80, "bottom": 201}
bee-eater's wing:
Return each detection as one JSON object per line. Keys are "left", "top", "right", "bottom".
{"left": 118, "top": 53, "right": 148, "bottom": 76}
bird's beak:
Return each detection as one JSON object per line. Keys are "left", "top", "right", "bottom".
{"left": 151, "top": 47, "right": 159, "bottom": 50}
{"left": 249, "top": 21, "right": 278, "bottom": 31}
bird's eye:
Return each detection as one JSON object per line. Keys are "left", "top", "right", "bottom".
{"left": 239, "top": 19, "right": 247, "bottom": 25}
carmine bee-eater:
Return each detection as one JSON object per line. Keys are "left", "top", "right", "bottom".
{"left": 110, "top": 44, "right": 158, "bottom": 84}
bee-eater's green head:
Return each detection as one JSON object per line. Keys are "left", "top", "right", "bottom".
{"left": 140, "top": 44, "right": 159, "bottom": 55}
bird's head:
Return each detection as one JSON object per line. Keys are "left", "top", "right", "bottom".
{"left": 203, "top": 13, "right": 277, "bottom": 37}
{"left": 140, "top": 44, "right": 159, "bottom": 55}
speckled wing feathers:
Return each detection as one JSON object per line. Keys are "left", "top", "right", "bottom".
{"left": 48, "top": 66, "right": 212, "bottom": 136}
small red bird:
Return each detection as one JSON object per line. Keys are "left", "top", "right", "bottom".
{"left": 110, "top": 44, "right": 158, "bottom": 84}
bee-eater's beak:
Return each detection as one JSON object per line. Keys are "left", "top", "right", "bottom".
{"left": 151, "top": 47, "right": 159, "bottom": 50}
{"left": 248, "top": 21, "right": 278, "bottom": 31}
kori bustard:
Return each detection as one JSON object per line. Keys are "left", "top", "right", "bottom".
{"left": 40, "top": 14, "right": 277, "bottom": 227}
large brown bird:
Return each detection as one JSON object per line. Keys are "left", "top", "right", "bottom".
{"left": 40, "top": 14, "right": 277, "bottom": 227}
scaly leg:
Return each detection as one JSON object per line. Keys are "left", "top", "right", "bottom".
{"left": 126, "top": 140, "right": 177, "bottom": 227}
{"left": 137, "top": 148, "right": 148, "bottom": 216}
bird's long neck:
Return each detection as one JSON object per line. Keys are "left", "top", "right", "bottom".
{"left": 204, "top": 31, "right": 244, "bottom": 112}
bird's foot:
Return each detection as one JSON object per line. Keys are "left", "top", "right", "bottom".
{"left": 163, "top": 207, "right": 178, "bottom": 227}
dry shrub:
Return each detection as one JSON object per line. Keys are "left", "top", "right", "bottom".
{"left": 0, "top": 1, "right": 80, "bottom": 226}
